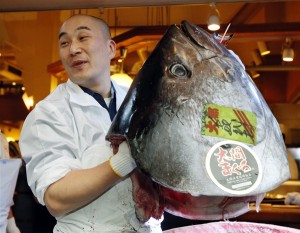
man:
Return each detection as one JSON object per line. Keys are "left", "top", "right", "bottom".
{"left": 19, "top": 14, "right": 163, "bottom": 233}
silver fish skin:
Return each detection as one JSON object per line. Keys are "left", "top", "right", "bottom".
{"left": 107, "top": 20, "right": 290, "bottom": 198}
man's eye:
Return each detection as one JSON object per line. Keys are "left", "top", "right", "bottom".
{"left": 79, "top": 36, "right": 88, "bottom": 41}
{"left": 60, "top": 41, "right": 69, "bottom": 47}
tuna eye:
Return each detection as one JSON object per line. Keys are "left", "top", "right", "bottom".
{"left": 169, "top": 64, "right": 189, "bottom": 79}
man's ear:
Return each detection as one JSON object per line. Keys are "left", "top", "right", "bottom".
{"left": 108, "top": 40, "right": 117, "bottom": 60}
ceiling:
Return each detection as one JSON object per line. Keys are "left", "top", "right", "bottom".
{"left": 0, "top": 0, "right": 286, "bottom": 12}
{"left": 1, "top": 0, "right": 300, "bottom": 105}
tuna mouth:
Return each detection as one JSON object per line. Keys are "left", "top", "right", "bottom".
{"left": 179, "top": 20, "right": 206, "bottom": 49}
{"left": 179, "top": 20, "right": 221, "bottom": 58}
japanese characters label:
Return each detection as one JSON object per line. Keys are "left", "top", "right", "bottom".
{"left": 201, "top": 104, "right": 257, "bottom": 145}
{"left": 206, "top": 140, "right": 262, "bottom": 195}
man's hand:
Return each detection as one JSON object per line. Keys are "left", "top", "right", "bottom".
{"left": 109, "top": 141, "right": 136, "bottom": 177}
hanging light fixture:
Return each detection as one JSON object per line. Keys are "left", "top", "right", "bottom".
{"left": 111, "top": 47, "right": 133, "bottom": 88}
{"left": 207, "top": 3, "right": 220, "bottom": 31}
{"left": 248, "top": 50, "right": 262, "bottom": 79}
{"left": 282, "top": 37, "right": 294, "bottom": 62}
{"left": 251, "top": 50, "right": 262, "bottom": 66}
{"left": 257, "top": 41, "right": 270, "bottom": 56}
{"left": 249, "top": 70, "right": 260, "bottom": 79}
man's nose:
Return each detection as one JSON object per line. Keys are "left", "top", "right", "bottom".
{"left": 69, "top": 41, "right": 82, "bottom": 55}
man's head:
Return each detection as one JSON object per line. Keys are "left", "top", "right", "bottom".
{"left": 58, "top": 14, "right": 116, "bottom": 91}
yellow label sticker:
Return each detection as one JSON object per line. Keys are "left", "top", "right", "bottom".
{"left": 202, "top": 104, "right": 257, "bottom": 145}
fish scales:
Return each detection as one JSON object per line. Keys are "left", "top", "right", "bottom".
{"left": 106, "top": 20, "right": 290, "bottom": 221}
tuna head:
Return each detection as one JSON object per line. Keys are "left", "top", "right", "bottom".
{"left": 106, "top": 20, "right": 289, "bottom": 198}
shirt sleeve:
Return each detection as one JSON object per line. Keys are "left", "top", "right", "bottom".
{"left": 19, "top": 100, "right": 82, "bottom": 205}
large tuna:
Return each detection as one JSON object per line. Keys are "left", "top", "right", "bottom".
{"left": 106, "top": 20, "right": 290, "bottom": 221}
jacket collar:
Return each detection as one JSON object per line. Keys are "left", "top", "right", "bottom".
{"left": 65, "top": 79, "right": 128, "bottom": 110}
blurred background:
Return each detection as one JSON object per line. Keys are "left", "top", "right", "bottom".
{"left": 1, "top": 0, "right": 300, "bottom": 231}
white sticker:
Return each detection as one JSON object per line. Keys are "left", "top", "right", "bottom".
{"left": 206, "top": 140, "right": 262, "bottom": 195}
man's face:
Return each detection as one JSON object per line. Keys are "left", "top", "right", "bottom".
{"left": 58, "top": 15, "right": 115, "bottom": 88}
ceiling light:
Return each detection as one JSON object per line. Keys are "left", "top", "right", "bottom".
{"left": 283, "top": 48, "right": 294, "bottom": 62}
{"left": 257, "top": 41, "right": 270, "bottom": 56}
{"left": 207, "top": 15, "right": 220, "bottom": 31}
{"left": 282, "top": 38, "right": 294, "bottom": 62}
{"left": 249, "top": 70, "right": 260, "bottom": 79}
{"left": 22, "top": 92, "right": 34, "bottom": 110}
{"left": 207, "top": 3, "right": 220, "bottom": 31}
{"left": 251, "top": 50, "right": 262, "bottom": 66}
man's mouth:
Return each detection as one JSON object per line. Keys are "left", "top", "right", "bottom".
{"left": 71, "top": 60, "right": 87, "bottom": 68}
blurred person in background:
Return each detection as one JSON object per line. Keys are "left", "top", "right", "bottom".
{"left": 9, "top": 141, "right": 56, "bottom": 233}
{"left": 0, "top": 131, "right": 21, "bottom": 233}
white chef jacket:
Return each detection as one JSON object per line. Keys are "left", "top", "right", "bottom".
{"left": 19, "top": 79, "right": 163, "bottom": 233}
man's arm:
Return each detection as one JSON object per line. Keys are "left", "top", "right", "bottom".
{"left": 44, "top": 141, "right": 136, "bottom": 217}
{"left": 44, "top": 161, "right": 120, "bottom": 217}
